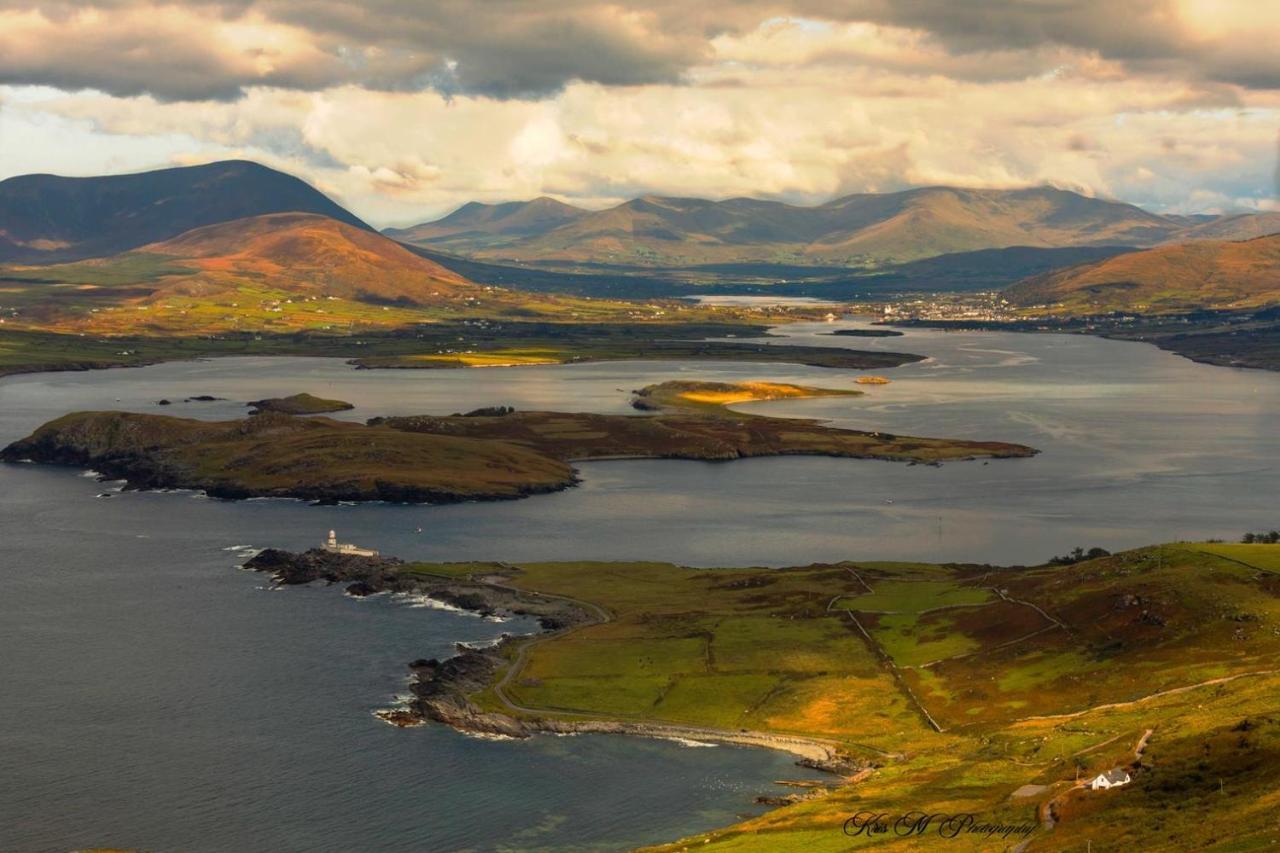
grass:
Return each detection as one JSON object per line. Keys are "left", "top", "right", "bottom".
{"left": 655, "top": 674, "right": 781, "bottom": 728}
{"left": 996, "top": 650, "right": 1094, "bottom": 692}
{"left": 398, "top": 562, "right": 503, "bottom": 579}
{"left": 396, "top": 546, "right": 1280, "bottom": 851}
{"left": 712, "top": 615, "right": 875, "bottom": 674}
{"left": 645, "top": 380, "right": 862, "bottom": 410}
{"left": 1193, "top": 543, "right": 1280, "bottom": 572}
{"left": 838, "top": 579, "right": 994, "bottom": 613}
{"left": 486, "top": 560, "right": 907, "bottom": 741}
{"left": 512, "top": 676, "right": 672, "bottom": 716}
{"left": 522, "top": 637, "right": 708, "bottom": 680}
{"left": 871, "top": 612, "right": 980, "bottom": 666}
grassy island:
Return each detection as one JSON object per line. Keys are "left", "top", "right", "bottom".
{"left": 373, "top": 379, "right": 1035, "bottom": 469}
{"left": 248, "top": 542, "right": 1280, "bottom": 851}
{"left": 246, "top": 392, "right": 354, "bottom": 415}
{"left": 2, "top": 380, "right": 1035, "bottom": 503}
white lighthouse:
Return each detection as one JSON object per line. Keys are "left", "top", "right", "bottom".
{"left": 322, "top": 529, "right": 379, "bottom": 557}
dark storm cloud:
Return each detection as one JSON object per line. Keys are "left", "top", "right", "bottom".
{"left": 808, "top": 0, "right": 1280, "bottom": 90}
{"left": 0, "top": 0, "right": 1276, "bottom": 101}
{"left": 0, "top": 0, "right": 717, "bottom": 100}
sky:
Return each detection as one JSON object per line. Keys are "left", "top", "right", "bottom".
{"left": 0, "top": 0, "right": 1278, "bottom": 227}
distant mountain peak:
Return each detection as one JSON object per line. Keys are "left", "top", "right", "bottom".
{"left": 392, "top": 184, "right": 1215, "bottom": 267}
{"left": 385, "top": 195, "right": 590, "bottom": 249}
{"left": 0, "top": 159, "right": 369, "bottom": 264}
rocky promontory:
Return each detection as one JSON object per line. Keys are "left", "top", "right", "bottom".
{"left": 244, "top": 548, "right": 591, "bottom": 628}
{"left": 243, "top": 547, "right": 864, "bottom": 774}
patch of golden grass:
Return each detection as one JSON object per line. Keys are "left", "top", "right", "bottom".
{"left": 675, "top": 380, "right": 858, "bottom": 406}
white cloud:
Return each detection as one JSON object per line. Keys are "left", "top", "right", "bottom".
{"left": 1, "top": 7, "right": 1277, "bottom": 224}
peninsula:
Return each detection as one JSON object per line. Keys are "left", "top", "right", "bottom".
{"left": 245, "top": 541, "right": 1280, "bottom": 851}
{"left": 1, "top": 381, "right": 1036, "bottom": 503}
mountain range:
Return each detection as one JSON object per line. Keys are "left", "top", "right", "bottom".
{"left": 387, "top": 187, "right": 1280, "bottom": 267}
{"left": 0, "top": 164, "right": 644, "bottom": 335}
{"left": 3, "top": 159, "right": 1278, "bottom": 323}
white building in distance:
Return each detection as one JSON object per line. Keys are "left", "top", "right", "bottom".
{"left": 1088, "top": 769, "right": 1131, "bottom": 790}
{"left": 323, "top": 530, "right": 379, "bottom": 558}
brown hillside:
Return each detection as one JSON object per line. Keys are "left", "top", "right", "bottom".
{"left": 146, "top": 212, "right": 472, "bottom": 304}
{"left": 0, "top": 212, "right": 660, "bottom": 335}
{"left": 1006, "top": 233, "right": 1280, "bottom": 313}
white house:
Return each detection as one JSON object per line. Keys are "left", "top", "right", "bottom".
{"left": 323, "top": 529, "right": 379, "bottom": 558}
{"left": 1088, "top": 769, "right": 1131, "bottom": 790}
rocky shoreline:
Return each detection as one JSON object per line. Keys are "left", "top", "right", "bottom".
{"left": 0, "top": 441, "right": 582, "bottom": 504}
{"left": 244, "top": 548, "right": 590, "bottom": 626}
{"left": 0, "top": 410, "right": 581, "bottom": 504}
{"left": 244, "top": 548, "right": 864, "bottom": 775}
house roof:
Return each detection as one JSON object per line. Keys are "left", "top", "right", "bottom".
{"left": 1096, "top": 769, "right": 1131, "bottom": 783}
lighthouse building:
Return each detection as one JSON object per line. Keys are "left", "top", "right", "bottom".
{"left": 322, "top": 530, "right": 379, "bottom": 558}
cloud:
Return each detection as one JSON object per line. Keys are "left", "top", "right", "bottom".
{"left": 1, "top": 1, "right": 1277, "bottom": 224}
{"left": 0, "top": 1, "right": 1277, "bottom": 102}
{"left": 15, "top": 49, "right": 1275, "bottom": 226}
{"left": 823, "top": 0, "right": 1280, "bottom": 90}
{"left": 0, "top": 6, "right": 345, "bottom": 100}
{"left": 0, "top": 2, "right": 713, "bottom": 100}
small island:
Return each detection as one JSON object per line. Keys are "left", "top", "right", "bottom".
{"left": 1, "top": 381, "right": 1037, "bottom": 503}
{"left": 247, "top": 392, "right": 355, "bottom": 415}
{"left": 820, "top": 328, "right": 905, "bottom": 337}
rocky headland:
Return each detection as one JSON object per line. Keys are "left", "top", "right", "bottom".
{"left": 243, "top": 548, "right": 862, "bottom": 773}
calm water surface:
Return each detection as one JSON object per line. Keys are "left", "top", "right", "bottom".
{"left": 2, "top": 320, "right": 1278, "bottom": 851}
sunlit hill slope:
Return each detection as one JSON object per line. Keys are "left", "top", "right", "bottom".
{"left": 0, "top": 160, "right": 371, "bottom": 264}
{"left": 0, "top": 213, "right": 651, "bottom": 334}
{"left": 1006, "top": 234, "right": 1280, "bottom": 313}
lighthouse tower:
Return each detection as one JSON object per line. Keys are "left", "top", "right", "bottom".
{"left": 322, "top": 529, "right": 379, "bottom": 558}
